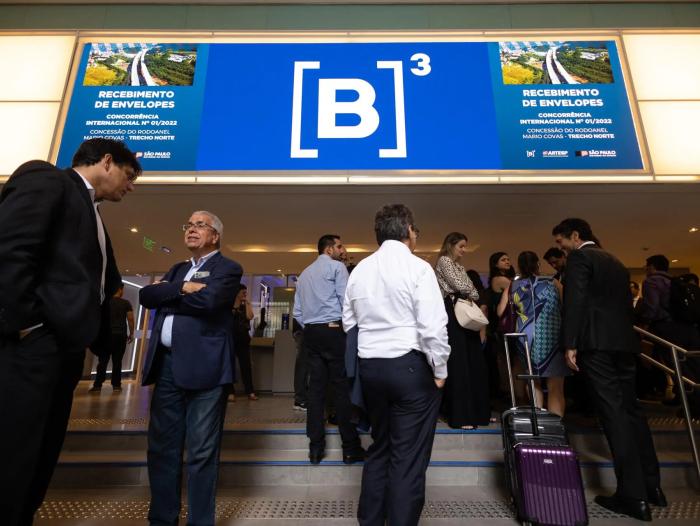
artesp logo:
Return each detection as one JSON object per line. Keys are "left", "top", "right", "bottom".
{"left": 290, "top": 54, "right": 432, "bottom": 159}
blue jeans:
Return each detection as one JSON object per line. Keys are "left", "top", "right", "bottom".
{"left": 147, "top": 352, "right": 227, "bottom": 526}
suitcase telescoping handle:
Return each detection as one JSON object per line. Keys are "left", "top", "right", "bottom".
{"left": 504, "top": 332, "right": 540, "bottom": 437}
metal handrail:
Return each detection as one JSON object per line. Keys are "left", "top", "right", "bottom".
{"left": 633, "top": 325, "right": 700, "bottom": 485}
{"left": 635, "top": 325, "right": 700, "bottom": 357}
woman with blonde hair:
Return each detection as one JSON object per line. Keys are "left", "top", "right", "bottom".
{"left": 435, "top": 232, "right": 492, "bottom": 429}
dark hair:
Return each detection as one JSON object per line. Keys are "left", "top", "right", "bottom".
{"left": 646, "top": 254, "right": 669, "bottom": 272}
{"left": 466, "top": 269, "right": 485, "bottom": 294}
{"left": 488, "top": 251, "right": 515, "bottom": 283}
{"left": 551, "top": 218, "right": 601, "bottom": 246}
{"left": 630, "top": 281, "right": 640, "bottom": 291}
{"left": 317, "top": 234, "right": 340, "bottom": 254}
{"left": 543, "top": 247, "right": 565, "bottom": 260}
{"left": 374, "top": 204, "right": 414, "bottom": 245}
{"left": 238, "top": 283, "right": 247, "bottom": 291}
{"left": 71, "top": 138, "right": 142, "bottom": 178}
{"left": 438, "top": 232, "right": 468, "bottom": 260}
{"left": 517, "top": 251, "right": 540, "bottom": 279}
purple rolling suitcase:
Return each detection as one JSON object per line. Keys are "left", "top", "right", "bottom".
{"left": 502, "top": 333, "right": 588, "bottom": 526}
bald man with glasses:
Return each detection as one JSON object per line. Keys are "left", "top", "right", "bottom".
{"left": 140, "top": 211, "right": 242, "bottom": 526}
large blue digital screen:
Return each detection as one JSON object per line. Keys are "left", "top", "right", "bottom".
{"left": 57, "top": 39, "right": 643, "bottom": 172}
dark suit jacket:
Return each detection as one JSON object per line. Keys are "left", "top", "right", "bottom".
{"left": 344, "top": 325, "right": 370, "bottom": 432}
{"left": 562, "top": 243, "right": 638, "bottom": 353}
{"left": 140, "top": 252, "right": 242, "bottom": 390}
{"left": 0, "top": 161, "right": 121, "bottom": 350}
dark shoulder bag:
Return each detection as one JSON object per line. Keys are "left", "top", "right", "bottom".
{"left": 498, "top": 283, "right": 516, "bottom": 334}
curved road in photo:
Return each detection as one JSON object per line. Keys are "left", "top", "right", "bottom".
{"left": 544, "top": 47, "right": 579, "bottom": 85}
{"left": 129, "top": 49, "right": 156, "bottom": 87}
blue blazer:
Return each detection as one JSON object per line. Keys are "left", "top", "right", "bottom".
{"left": 140, "top": 252, "right": 243, "bottom": 390}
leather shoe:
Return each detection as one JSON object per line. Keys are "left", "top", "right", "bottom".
{"left": 647, "top": 487, "right": 668, "bottom": 507}
{"left": 594, "top": 494, "right": 652, "bottom": 521}
{"left": 342, "top": 449, "right": 367, "bottom": 465}
{"left": 309, "top": 450, "right": 325, "bottom": 465}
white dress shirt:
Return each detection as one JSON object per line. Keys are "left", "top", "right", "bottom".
{"left": 160, "top": 250, "right": 219, "bottom": 348}
{"left": 342, "top": 240, "right": 451, "bottom": 379}
{"left": 74, "top": 169, "right": 107, "bottom": 304}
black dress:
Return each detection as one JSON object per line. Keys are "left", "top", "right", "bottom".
{"left": 442, "top": 296, "right": 492, "bottom": 428}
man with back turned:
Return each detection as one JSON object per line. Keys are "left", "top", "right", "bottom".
{"left": 293, "top": 234, "right": 364, "bottom": 465}
{"left": 553, "top": 217, "right": 665, "bottom": 522}
{"left": 344, "top": 205, "right": 450, "bottom": 526}
{"left": 0, "top": 138, "right": 140, "bottom": 526}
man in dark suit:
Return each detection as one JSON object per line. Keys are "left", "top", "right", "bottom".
{"left": 553, "top": 218, "right": 664, "bottom": 522}
{"left": 0, "top": 139, "right": 141, "bottom": 526}
{"left": 140, "top": 210, "right": 242, "bottom": 526}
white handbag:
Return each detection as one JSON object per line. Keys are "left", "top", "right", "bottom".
{"left": 453, "top": 298, "right": 489, "bottom": 331}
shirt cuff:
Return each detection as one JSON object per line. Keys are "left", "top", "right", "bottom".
{"left": 432, "top": 362, "right": 448, "bottom": 379}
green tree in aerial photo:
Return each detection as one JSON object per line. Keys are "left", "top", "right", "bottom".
{"left": 143, "top": 48, "right": 197, "bottom": 86}
{"left": 556, "top": 45, "right": 614, "bottom": 83}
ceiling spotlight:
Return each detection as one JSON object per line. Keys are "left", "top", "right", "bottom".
{"left": 672, "top": 259, "right": 679, "bottom": 263}
{"left": 276, "top": 269, "right": 282, "bottom": 272}
{"left": 690, "top": 227, "right": 699, "bottom": 233}
{"left": 161, "top": 246, "right": 172, "bottom": 254}
{"left": 130, "top": 227, "right": 139, "bottom": 233}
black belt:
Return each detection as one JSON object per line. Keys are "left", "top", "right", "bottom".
{"left": 305, "top": 321, "right": 342, "bottom": 328}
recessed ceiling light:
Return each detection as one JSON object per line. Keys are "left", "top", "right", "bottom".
{"left": 161, "top": 246, "right": 172, "bottom": 254}
{"left": 276, "top": 269, "right": 282, "bottom": 272}
{"left": 672, "top": 259, "right": 679, "bottom": 263}
{"left": 130, "top": 227, "right": 138, "bottom": 233}
{"left": 690, "top": 227, "right": 699, "bottom": 233}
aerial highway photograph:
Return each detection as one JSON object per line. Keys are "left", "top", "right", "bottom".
{"left": 83, "top": 42, "right": 197, "bottom": 87}
{"left": 501, "top": 41, "right": 614, "bottom": 85}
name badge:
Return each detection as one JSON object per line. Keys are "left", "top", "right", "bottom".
{"left": 193, "top": 271, "right": 210, "bottom": 279}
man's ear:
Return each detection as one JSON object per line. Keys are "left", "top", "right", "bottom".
{"left": 102, "top": 153, "right": 113, "bottom": 171}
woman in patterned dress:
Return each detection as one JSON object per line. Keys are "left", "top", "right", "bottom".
{"left": 497, "top": 251, "right": 569, "bottom": 416}
{"left": 435, "top": 232, "right": 492, "bottom": 429}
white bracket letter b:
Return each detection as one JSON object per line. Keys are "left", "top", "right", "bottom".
{"left": 317, "top": 78, "right": 380, "bottom": 139}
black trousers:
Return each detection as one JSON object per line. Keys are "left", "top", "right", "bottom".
{"left": 304, "top": 324, "right": 360, "bottom": 452}
{"left": 578, "top": 350, "right": 660, "bottom": 500}
{"left": 0, "top": 329, "right": 84, "bottom": 526}
{"left": 358, "top": 351, "right": 442, "bottom": 526}
{"left": 94, "top": 333, "right": 127, "bottom": 387}
{"left": 233, "top": 335, "right": 255, "bottom": 394}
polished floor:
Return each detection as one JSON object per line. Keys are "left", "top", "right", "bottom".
{"left": 32, "top": 380, "right": 700, "bottom": 524}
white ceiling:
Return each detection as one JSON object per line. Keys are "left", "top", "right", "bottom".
{"left": 99, "top": 182, "right": 700, "bottom": 276}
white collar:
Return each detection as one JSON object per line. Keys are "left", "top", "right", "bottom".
{"left": 73, "top": 168, "right": 97, "bottom": 203}
{"left": 190, "top": 250, "right": 219, "bottom": 267}
{"left": 379, "top": 239, "right": 411, "bottom": 253}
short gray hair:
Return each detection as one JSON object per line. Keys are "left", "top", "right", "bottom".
{"left": 192, "top": 210, "right": 224, "bottom": 238}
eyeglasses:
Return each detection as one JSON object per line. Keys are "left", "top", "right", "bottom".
{"left": 182, "top": 222, "right": 217, "bottom": 232}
